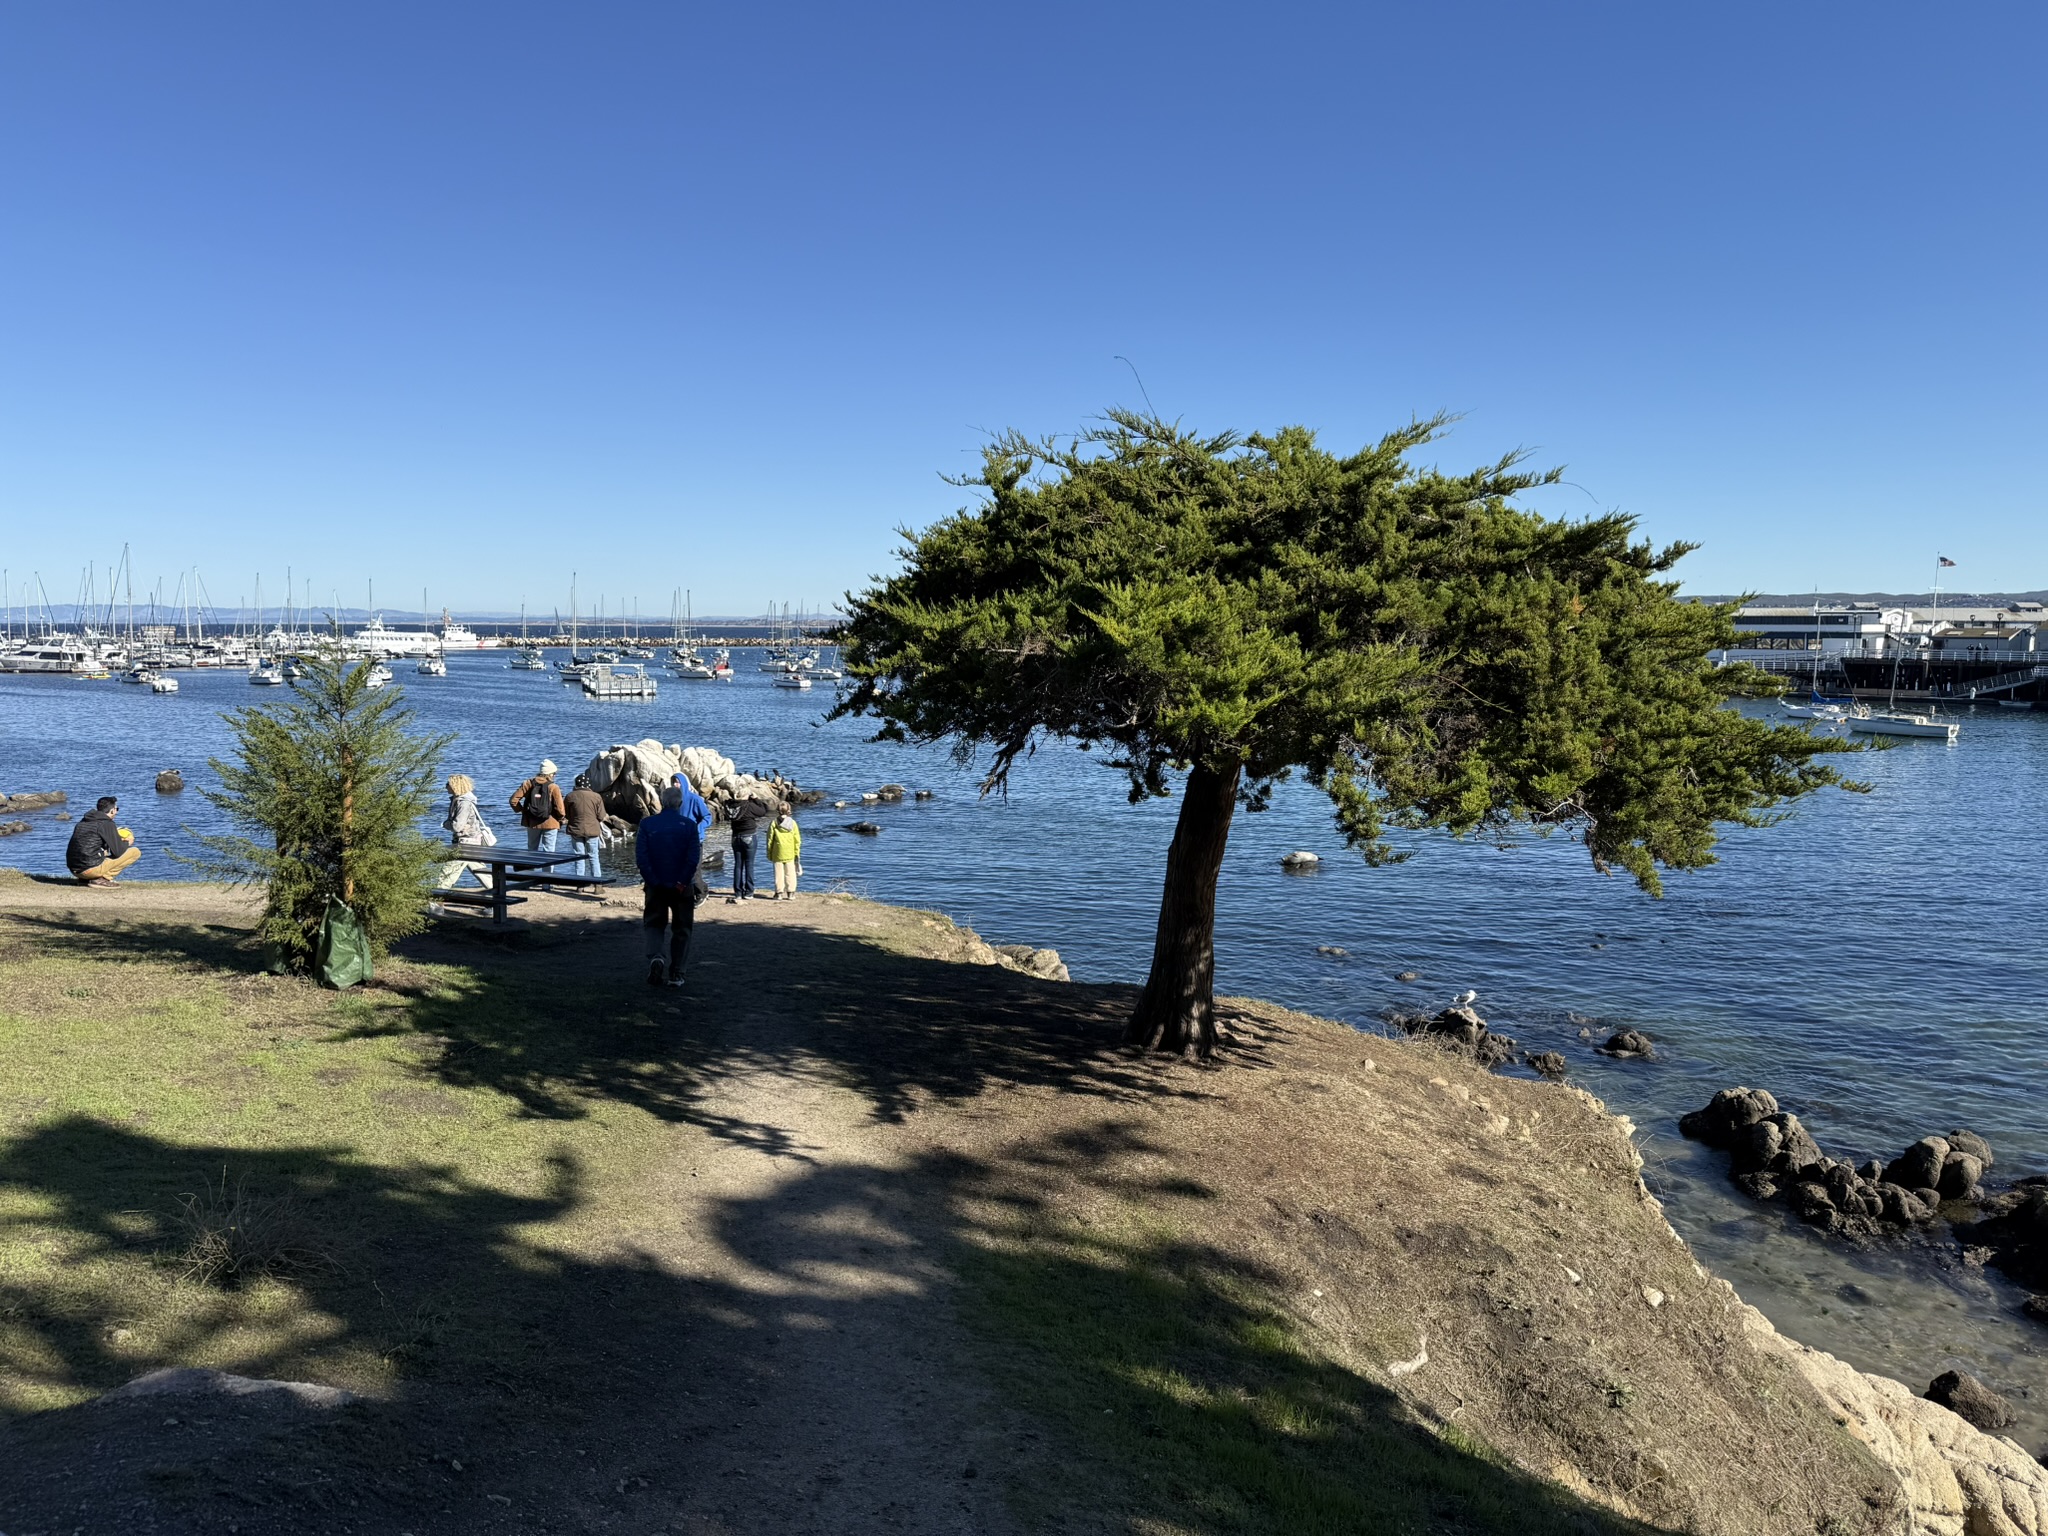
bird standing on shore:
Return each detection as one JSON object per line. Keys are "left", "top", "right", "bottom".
{"left": 1452, "top": 990, "right": 1478, "bottom": 1008}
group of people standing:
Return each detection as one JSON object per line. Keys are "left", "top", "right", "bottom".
{"left": 437, "top": 757, "right": 804, "bottom": 988}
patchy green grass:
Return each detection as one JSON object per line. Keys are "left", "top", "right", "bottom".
{"left": 958, "top": 1208, "right": 1649, "bottom": 1535}
{"left": 0, "top": 912, "right": 675, "bottom": 1413}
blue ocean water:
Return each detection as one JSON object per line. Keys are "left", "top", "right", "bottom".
{"left": 4, "top": 652, "right": 2046, "bottom": 1430}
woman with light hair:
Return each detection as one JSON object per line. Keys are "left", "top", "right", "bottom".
{"left": 438, "top": 772, "right": 496, "bottom": 891}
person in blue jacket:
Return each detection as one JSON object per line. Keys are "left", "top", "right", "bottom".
{"left": 637, "top": 784, "right": 706, "bottom": 988}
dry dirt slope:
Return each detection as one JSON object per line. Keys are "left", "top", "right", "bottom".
{"left": 0, "top": 874, "right": 2029, "bottom": 1533}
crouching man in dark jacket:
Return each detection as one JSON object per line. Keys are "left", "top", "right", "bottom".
{"left": 67, "top": 797, "right": 141, "bottom": 886}
{"left": 636, "top": 784, "right": 705, "bottom": 988}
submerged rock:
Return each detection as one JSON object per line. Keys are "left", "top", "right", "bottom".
{"left": 1315, "top": 945, "right": 1348, "bottom": 959}
{"left": 0, "top": 820, "right": 27, "bottom": 837}
{"left": 0, "top": 789, "right": 67, "bottom": 813}
{"left": 1394, "top": 970, "right": 1420, "bottom": 982}
{"left": 1680, "top": 1087, "right": 1780, "bottom": 1147}
{"left": 154, "top": 769, "right": 184, "bottom": 793}
{"left": 1528, "top": 1051, "right": 1567, "bottom": 1079}
{"left": 1596, "top": 1029, "right": 1655, "bottom": 1059}
{"left": 1279, "top": 850, "right": 1320, "bottom": 870}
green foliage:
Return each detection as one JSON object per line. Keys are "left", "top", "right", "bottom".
{"left": 838, "top": 410, "right": 1855, "bottom": 895}
{"left": 180, "top": 655, "right": 451, "bottom": 971}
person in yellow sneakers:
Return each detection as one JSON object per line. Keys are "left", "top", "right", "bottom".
{"left": 67, "top": 796, "right": 141, "bottom": 886}
{"left": 766, "top": 801, "right": 802, "bottom": 900}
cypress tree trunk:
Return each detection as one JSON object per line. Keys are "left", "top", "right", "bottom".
{"left": 1125, "top": 761, "right": 1241, "bottom": 1058}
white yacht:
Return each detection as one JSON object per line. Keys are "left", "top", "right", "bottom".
{"left": 509, "top": 646, "right": 549, "bottom": 670}
{"left": 123, "top": 665, "right": 156, "bottom": 685}
{"left": 364, "top": 661, "right": 394, "bottom": 689}
{"left": 771, "top": 671, "right": 813, "bottom": 691}
{"left": 1, "top": 638, "right": 98, "bottom": 673}
{"left": 249, "top": 662, "right": 286, "bottom": 686}
{"left": 416, "top": 654, "right": 448, "bottom": 677}
{"left": 580, "top": 662, "right": 658, "bottom": 699}
{"left": 1849, "top": 711, "right": 1959, "bottom": 743}
{"left": 150, "top": 675, "right": 179, "bottom": 694}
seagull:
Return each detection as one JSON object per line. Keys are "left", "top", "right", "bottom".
{"left": 1452, "top": 990, "right": 1478, "bottom": 1008}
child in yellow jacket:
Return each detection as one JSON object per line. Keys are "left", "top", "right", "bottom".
{"left": 766, "top": 802, "right": 802, "bottom": 900}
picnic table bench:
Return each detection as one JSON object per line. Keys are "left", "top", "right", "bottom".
{"left": 441, "top": 843, "right": 585, "bottom": 924}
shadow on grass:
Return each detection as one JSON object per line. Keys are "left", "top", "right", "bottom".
{"left": 2, "top": 911, "right": 263, "bottom": 973}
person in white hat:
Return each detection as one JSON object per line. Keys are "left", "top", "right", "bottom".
{"left": 508, "top": 759, "right": 567, "bottom": 852}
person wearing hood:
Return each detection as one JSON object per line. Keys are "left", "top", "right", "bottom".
{"left": 766, "top": 802, "right": 802, "bottom": 900}
{"left": 66, "top": 796, "right": 140, "bottom": 886}
{"left": 636, "top": 783, "right": 705, "bottom": 988}
{"left": 438, "top": 774, "right": 496, "bottom": 889}
{"left": 509, "top": 760, "right": 567, "bottom": 852}
{"left": 563, "top": 772, "right": 608, "bottom": 880}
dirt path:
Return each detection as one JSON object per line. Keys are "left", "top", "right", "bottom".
{"left": 0, "top": 879, "right": 1092, "bottom": 1534}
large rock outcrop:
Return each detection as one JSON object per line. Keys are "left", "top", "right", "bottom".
{"left": 584, "top": 740, "right": 813, "bottom": 824}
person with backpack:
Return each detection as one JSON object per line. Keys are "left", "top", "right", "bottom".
{"left": 766, "top": 801, "right": 802, "bottom": 900}
{"left": 509, "top": 760, "right": 567, "bottom": 852}
{"left": 637, "top": 783, "right": 706, "bottom": 988}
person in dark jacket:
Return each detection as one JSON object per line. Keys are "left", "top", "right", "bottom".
{"left": 637, "top": 784, "right": 706, "bottom": 987}
{"left": 726, "top": 796, "right": 773, "bottom": 903}
{"left": 66, "top": 796, "right": 141, "bottom": 885}
{"left": 562, "top": 773, "right": 608, "bottom": 880}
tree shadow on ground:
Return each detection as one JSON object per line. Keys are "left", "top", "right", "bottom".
{"left": 0, "top": 1112, "right": 1666, "bottom": 1536}
{"left": 2, "top": 910, "right": 262, "bottom": 973}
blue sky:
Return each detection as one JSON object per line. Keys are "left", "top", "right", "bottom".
{"left": 2, "top": 2, "right": 2042, "bottom": 618}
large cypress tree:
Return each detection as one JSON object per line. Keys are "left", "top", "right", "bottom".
{"left": 836, "top": 411, "right": 1856, "bottom": 1057}
{"left": 184, "top": 655, "right": 452, "bottom": 971}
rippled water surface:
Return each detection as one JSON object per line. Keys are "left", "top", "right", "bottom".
{"left": 5, "top": 654, "right": 2046, "bottom": 1436}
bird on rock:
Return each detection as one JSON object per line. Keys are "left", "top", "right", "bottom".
{"left": 1452, "top": 990, "right": 1478, "bottom": 1008}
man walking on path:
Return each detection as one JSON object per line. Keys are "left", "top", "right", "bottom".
{"left": 563, "top": 772, "right": 608, "bottom": 880}
{"left": 637, "top": 783, "right": 705, "bottom": 988}
{"left": 726, "top": 795, "right": 772, "bottom": 902}
{"left": 510, "top": 760, "right": 566, "bottom": 852}
{"left": 66, "top": 796, "right": 140, "bottom": 886}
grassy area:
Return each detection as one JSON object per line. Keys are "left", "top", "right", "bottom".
{"left": 960, "top": 1201, "right": 1649, "bottom": 1536}
{"left": 0, "top": 903, "right": 674, "bottom": 1414}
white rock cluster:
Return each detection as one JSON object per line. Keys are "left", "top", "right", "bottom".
{"left": 584, "top": 739, "right": 800, "bottom": 823}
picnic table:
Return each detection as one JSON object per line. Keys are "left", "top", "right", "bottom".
{"left": 441, "top": 843, "right": 587, "bottom": 924}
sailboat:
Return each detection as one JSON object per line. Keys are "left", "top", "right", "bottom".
{"left": 509, "top": 604, "right": 548, "bottom": 668}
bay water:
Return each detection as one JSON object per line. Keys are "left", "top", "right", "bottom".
{"left": 4, "top": 653, "right": 2045, "bottom": 1439}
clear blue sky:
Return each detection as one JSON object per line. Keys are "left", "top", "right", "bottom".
{"left": 2, "top": 2, "right": 2042, "bottom": 619}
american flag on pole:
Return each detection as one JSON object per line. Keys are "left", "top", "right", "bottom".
{"left": 1938, "top": 555, "right": 1956, "bottom": 567}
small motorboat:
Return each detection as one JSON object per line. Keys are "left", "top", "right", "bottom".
{"left": 1849, "top": 711, "right": 1959, "bottom": 743}
{"left": 283, "top": 661, "right": 305, "bottom": 681}
{"left": 123, "top": 665, "right": 155, "bottom": 685}
{"left": 416, "top": 654, "right": 448, "bottom": 677}
{"left": 509, "top": 647, "right": 548, "bottom": 670}
{"left": 249, "top": 663, "right": 285, "bottom": 686}
{"left": 672, "top": 661, "right": 715, "bottom": 679}
{"left": 771, "top": 672, "right": 813, "bottom": 691}
{"left": 150, "top": 675, "right": 180, "bottom": 694}
{"left": 580, "top": 662, "right": 658, "bottom": 699}
{"left": 364, "top": 662, "right": 393, "bottom": 690}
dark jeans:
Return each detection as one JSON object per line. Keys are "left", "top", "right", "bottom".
{"left": 642, "top": 884, "right": 695, "bottom": 974}
{"left": 730, "top": 829, "right": 757, "bottom": 897}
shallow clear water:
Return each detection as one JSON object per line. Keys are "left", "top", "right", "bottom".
{"left": 4, "top": 654, "right": 2046, "bottom": 1437}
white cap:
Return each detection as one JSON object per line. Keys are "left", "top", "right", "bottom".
{"left": 540, "top": 759, "right": 558, "bottom": 775}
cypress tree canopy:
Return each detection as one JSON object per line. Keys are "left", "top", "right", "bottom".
{"left": 837, "top": 411, "right": 1854, "bottom": 1055}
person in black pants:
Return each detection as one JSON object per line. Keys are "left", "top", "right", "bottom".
{"left": 635, "top": 784, "right": 705, "bottom": 988}
{"left": 726, "top": 797, "right": 771, "bottom": 902}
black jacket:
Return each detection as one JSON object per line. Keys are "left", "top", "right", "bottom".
{"left": 66, "top": 810, "right": 126, "bottom": 874}
{"left": 728, "top": 800, "right": 773, "bottom": 838}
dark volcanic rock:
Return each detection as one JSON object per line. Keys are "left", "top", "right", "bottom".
{"left": 1937, "top": 1152, "right": 1986, "bottom": 1202}
{"left": 1884, "top": 1137, "right": 1951, "bottom": 1193}
{"left": 1789, "top": 1181, "right": 1840, "bottom": 1230}
{"left": 1924, "top": 1370, "right": 2015, "bottom": 1433}
{"left": 1947, "top": 1130, "right": 1995, "bottom": 1169}
{"left": 1732, "top": 1112, "right": 1827, "bottom": 1181}
{"left": 0, "top": 789, "right": 67, "bottom": 813}
{"left": 1528, "top": 1051, "right": 1567, "bottom": 1079}
{"left": 154, "top": 769, "right": 184, "bottom": 793}
{"left": 1959, "top": 1186, "right": 2048, "bottom": 1289}
{"left": 1396, "top": 1005, "right": 1518, "bottom": 1069}
{"left": 1596, "top": 1029, "right": 1655, "bottom": 1059}
{"left": 1679, "top": 1088, "right": 1779, "bottom": 1148}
